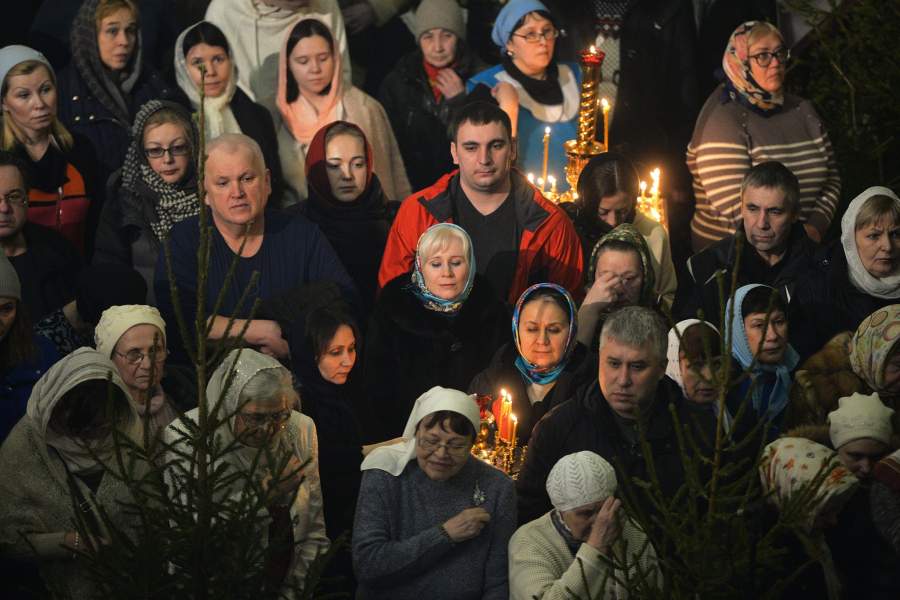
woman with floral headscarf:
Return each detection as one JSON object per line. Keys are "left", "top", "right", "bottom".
{"left": 362, "top": 223, "right": 509, "bottom": 444}
{"left": 0, "top": 348, "right": 140, "bottom": 599}
{"left": 759, "top": 437, "right": 859, "bottom": 600}
{"left": 165, "top": 348, "right": 328, "bottom": 595}
{"left": 469, "top": 283, "right": 583, "bottom": 445}
{"left": 687, "top": 20, "right": 840, "bottom": 250}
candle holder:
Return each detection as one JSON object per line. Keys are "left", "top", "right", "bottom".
{"left": 472, "top": 394, "right": 527, "bottom": 477}
{"left": 558, "top": 46, "right": 608, "bottom": 204}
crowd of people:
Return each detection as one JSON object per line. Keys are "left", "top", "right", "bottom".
{"left": 1, "top": 0, "right": 899, "bottom": 598}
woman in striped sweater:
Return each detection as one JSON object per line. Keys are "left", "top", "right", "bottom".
{"left": 686, "top": 21, "right": 840, "bottom": 251}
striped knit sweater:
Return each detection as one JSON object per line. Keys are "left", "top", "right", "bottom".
{"left": 687, "top": 85, "right": 841, "bottom": 247}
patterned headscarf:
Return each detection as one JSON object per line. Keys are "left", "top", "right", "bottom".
{"left": 121, "top": 100, "right": 200, "bottom": 241}
{"left": 850, "top": 304, "right": 900, "bottom": 391}
{"left": 70, "top": 0, "right": 143, "bottom": 126}
{"left": 587, "top": 223, "right": 656, "bottom": 306}
{"left": 722, "top": 21, "right": 784, "bottom": 114}
{"left": 513, "top": 283, "right": 578, "bottom": 385}
{"left": 727, "top": 284, "right": 800, "bottom": 419}
{"left": 408, "top": 223, "right": 476, "bottom": 314}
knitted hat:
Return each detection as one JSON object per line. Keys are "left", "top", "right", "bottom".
{"left": 0, "top": 45, "right": 52, "bottom": 89}
{"left": 491, "top": 0, "right": 550, "bottom": 48}
{"left": 0, "top": 254, "right": 21, "bottom": 300}
{"left": 546, "top": 451, "right": 617, "bottom": 512}
{"left": 829, "top": 392, "right": 895, "bottom": 449}
{"left": 415, "top": 0, "right": 466, "bottom": 41}
{"left": 94, "top": 305, "right": 167, "bottom": 358}
{"left": 75, "top": 264, "right": 148, "bottom": 325}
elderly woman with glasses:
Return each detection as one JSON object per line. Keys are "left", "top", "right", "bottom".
{"left": 687, "top": 21, "right": 840, "bottom": 251}
{"left": 467, "top": 0, "right": 579, "bottom": 182}
{"left": 165, "top": 348, "right": 328, "bottom": 594}
{"left": 353, "top": 386, "right": 516, "bottom": 600}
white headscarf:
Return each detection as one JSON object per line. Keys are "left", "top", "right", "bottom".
{"left": 174, "top": 21, "right": 242, "bottom": 141}
{"left": 841, "top": 186, "right": 900, "bottom": 300}
{"left": 26, "top": 347, "right": 135, "bottom": 474}
{"left": 94, "top": 304, "right": 167, "bottom": 358}
{"left": 360, "top": 386, "right": 481, "bottom": 476}
{"left": 665, "top": 319, "right": 720, "bottom": 395}
{"left": 546, "top": 451, "right": 617, "bottom": 512}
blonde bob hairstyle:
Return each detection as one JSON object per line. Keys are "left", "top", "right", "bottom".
{"left": 416, "top": 224, "right": 472, "bottom": 265}
{"left": 855, "top": 195, "right": 900, "bottom": 232}
{"left": 746, "top": 21, "right": 784, "bottom": 48}
{"left": 1, "top": 60, "right": 74, "bottom": 153}
{"left": 94, "top": 0, "right": 140, "bottom": 31}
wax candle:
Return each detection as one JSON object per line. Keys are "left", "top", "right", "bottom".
{"left": 600, "top": 98, "right": 610, "bottom": 150}
{"left": 541, "top": 127, "right": 551, "bottom": 189}
{"left": 495, "top": 389, "right": 512, "bottom": 442}
{"left": 527, "top": 172, "right": 535, "bottom": 185}
{"left": 548, "top": 175, "right": 557, "bottom": 195}
{"left": 510, "top": 414, "right": 518, "bottom": 449}
{"left": 537, "top": 177, "right": 545, "bottom": 194}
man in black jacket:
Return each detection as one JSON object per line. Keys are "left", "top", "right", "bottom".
{"left": 673, "top": 161, "right": 818, "bottom": 326}
{"left": 516, "top": 305, "right": 710, "bottom": 525}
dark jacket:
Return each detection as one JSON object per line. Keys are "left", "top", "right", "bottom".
{"left": 9, "top": 223, "right": 82, "bottom": 320}
{"left": 543, "top": 0, "right": 700, "bottom": 190}
{"left": 516, "top": 377, "right": 710, "bottom": 525}
{"left": 378, "top": 48, "right": 480, "bottom": 191}
{"left": 468, "top": 341, "right": 589, "bottom": 446}
{"left": 56, "top": 63, "right": 186, "bottom": 181}
{"left": 227, "top": 87, "right": 285, "bottom": 207}
{"left": 0, "top": 334, "right": 59, "bottom": 443}
{"left": 673, "top": 222, "right": 819, "bottom": 325}
{"left": 361, "top": 273, "right": 510, "bottom": 443}
{"left": 789, "top": 241, "right": 897, "bottom": 360}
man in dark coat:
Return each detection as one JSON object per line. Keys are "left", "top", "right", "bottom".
{"left": 516, "top": 305, "right": 709, "bottom": 525}
{"left": 673, "top": 161, "right": 818, "bottom": 326}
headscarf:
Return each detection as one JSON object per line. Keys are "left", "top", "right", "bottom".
{"left": 840, "top": 186, "right": 900, "bottom": 300}
{"left": 721, "top": 21, "right": 784, "bottom": 115}
{"left": 276, "top": 18, "right": 343, "bottom": 149}
{"left": 26, "top": 347, "right": 135, "bottom": 474}
{"left": 174, "top": 21, "right": 242, "bottom": 140}
{"left": 94, "top": 304, "right": 166, "bottom": 358}
{"left": 70, "top": 0, "right": 143, "bottom": 125}
{"left": 727, "top": 284, "right": 800, "bottom": 419}
{"left": 304, "top": 120, "right": 373, "bottom": 205}
{"left": 513, "top": 283, "right": 578, "bottom": 385}
{"left": 546, "top": 451, "right": 617, "bottom": 512}
{"left": 120, "top": 100, "right": 200, "bottom": 241}
{"left": 665, "top": 319, "right": 720, "bottom": 395}
{"left": 491, "top": 0, "right": 552, "bottom": 47}
{"left": 759, "top": 437, "right": 859, "bottom": 600}
{"left": 587, "top": 223, "right": 656, "bottom": 307}
{"left": 206, "top": 348, "right": 297, "bottom": 473}
{"left": 0, "top": 45, "right": 52, "bottom": 89}
{"left": 849, "top": 304, "right": 900, "bottom": 391}
{"left": 360, "top": 386, "right": 480, "bottom": 476}
{"left": 828, "top": 392, "right": 894, "bottom": 449}
{"left": 408, "top": 223, "right": 477, "bottom": 314}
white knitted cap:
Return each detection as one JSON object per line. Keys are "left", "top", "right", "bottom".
{"left": 828, "top": 392, "right": 895, "bottom": 449}
{"left": 94, "top": 305, "right": 167, "bottom": 358}
{"left": 546, "top": 451, "right": 617, "bottom": 512}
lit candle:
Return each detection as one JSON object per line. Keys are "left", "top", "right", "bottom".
{"left": 639, "top": 180, "right": 647, "bottom": 200}
{"left": 510, "top": 414, "right": 518, "bottom": 449}
{"left": 548, "top": 175, "right": 557, "bottom": 195}
{"left": 600, "top": 98, "right": 610, "bottom": 151}
{"left": 537, "top": 177, "right": 545, "bottom": 194}
{"left": 650, "top": 168, "right": 661, "bottom": 202}
{"left": 541, "top": 127, "right": 551, "bottom": 189}
{"left": 496, "top": 389, "right": 511, "bottom": 442}
{"left": 527, "top": 172, "right": 535, "bottom": 185}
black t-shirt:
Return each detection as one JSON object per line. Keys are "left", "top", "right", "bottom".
{"left": 453, "top": 191, "right": 520, "bottom": 302}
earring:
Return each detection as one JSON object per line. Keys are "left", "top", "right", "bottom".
{"left": 507, "top": 50, "right": 514, "bottom": 58}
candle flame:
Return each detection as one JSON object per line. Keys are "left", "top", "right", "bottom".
{"left": 500, "top": 388, "right": 507, "bottom": 398}
{"left": 511, "top": 414, "right": 518, "bottom": 423}
{"left": 527, "top": 173, "right": 535, "bottom": 183}
{"left": 547, "top": 175, "right": 556, "bottom": 184}
{"left": 639, "top": 181, "right": 647, "bottom": 192}
{"left": 589, "top": 45, "right": 597, "bottom": 54}
{"left": 544, "top": 126, "right": 551, "bottom": 135}
{"left": 537, "top": 177, "right": 544, "bottom": 187}
{"left": 650, "top": 168, "right": 661, "bottom": 195}
{"left": 601, "top": 98, "right": 610, "bottom": 111}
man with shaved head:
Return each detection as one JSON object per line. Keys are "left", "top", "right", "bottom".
{"left": 155, "top": 134, "right": 356, "bottom": 361}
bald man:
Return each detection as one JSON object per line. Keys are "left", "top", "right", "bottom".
{"left": 155, "top": 134, "right": 356, "bottom": 362}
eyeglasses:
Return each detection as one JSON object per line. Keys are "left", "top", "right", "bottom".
{"left": 511, "top": 27, "right": 559, "bottom": 44}
{"left": 238, "top": 410, "right": 292, "bottom": 429}
{"left": 143, "top": 143, "right": 191, "bottom": 159}
{"left": 417, "top": 436, "right": 470, "bottom": 457}
{"left": 1, "top": 190, "right": 28, "bottom": 208}
{"left": 749, "top": 48, "right": 790, "bottom": 68}
{"left": 114, "top": 347, "right": 168, "bottom": 365}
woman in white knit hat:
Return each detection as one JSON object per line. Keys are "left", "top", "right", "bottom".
{"left": 94, "top": 304, "right": 176, "bottom": 440}
{"left": 508, "top": 450, "right": 659, "bottom": 600}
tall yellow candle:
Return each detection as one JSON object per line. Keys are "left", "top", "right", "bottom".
{"left": 541, "top": 127, "right": 551, "bottom": 191}
{"left": 600, "top": 98, "right": 610, "bottom": 151}
{"left": 510, "top": 414, "right": 518, "bottom": 448}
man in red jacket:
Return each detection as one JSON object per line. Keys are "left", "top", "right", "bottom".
{"left": 378, "top": 101, "right": 583, "bottom": 304}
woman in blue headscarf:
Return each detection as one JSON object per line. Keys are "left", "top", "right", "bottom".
{"left": 469, "top": 283, "right": 584, "bottom": 445}
{"left": 362, "top": 223, "right": 510, "bottom": 443}
{"left": 725, "top": 283, "right": 800, "bottom": 441}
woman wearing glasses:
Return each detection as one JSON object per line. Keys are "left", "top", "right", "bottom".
{"left": 93, "top": 100, "right": 198, "bottom": 302}
{"left": 94, "top": 304, "right": 177, "bottom": 442}
{"left": 353, "top": 386, "right": 516, "bottom": 600}
{"left": 467, "top": 0, "right": 579, "bottom": 184}
{"left": 688, "top": 21, "right": 840, "bottom": 251}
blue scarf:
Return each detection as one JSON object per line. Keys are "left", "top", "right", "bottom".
{"left": 409, "top": 223, "right": 476, "bottom": 314}
{"left": 513, "top": 283, "right": 578, "bottom": 385}
{"left": 727, "top": 284, "right": 799, "bottom": 420}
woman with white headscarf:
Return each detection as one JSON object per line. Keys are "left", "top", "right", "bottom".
{"left": 508, "top": 451, "right": 659, "bottom": 600}
{"left": 791, "top": 186, "right": 900, "bottom": 359}
{"left": 0, "top": 347, "right": 140, "bottom": 599}
{"left": 165, "top": 348, "right": 327, "bottom": 595}
{"left": 352, "top": 386, "right": 516, "bottom": 600}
